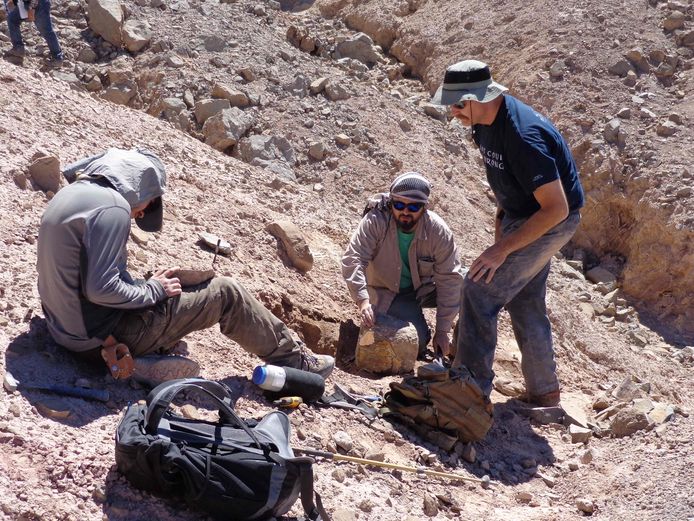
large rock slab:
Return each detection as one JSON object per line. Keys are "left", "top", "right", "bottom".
{"left": 356, "top": 314, "right": 418, "bottom": 374}
{"left": 122, "top": 19, "right": 152, "bottom": 52}
{"left": 266, "top": 220, "right": 313, "bottom": 272}
{"left": 335, "top": 32, "right": 384, "bottom": 66}
{"left": 202, "top": 107, "right": 254, "bottom": 152}
{"left": 87, "top": 0, "right": 123, "bottom": 47}
{"left": 194, "top": 98, "right": 231, "bottom": 125}
{"left": 28, "top": 153, "right": 61, "bottom": 193}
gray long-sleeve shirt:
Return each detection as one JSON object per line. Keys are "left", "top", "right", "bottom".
{"left": 37, "top": 148, "right": 167, "bottom": 352}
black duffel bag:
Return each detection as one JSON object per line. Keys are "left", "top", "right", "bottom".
{"left": 115, "top": 378, "right": 329, "bottom": 520}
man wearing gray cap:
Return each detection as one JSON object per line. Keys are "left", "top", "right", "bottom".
{"left": 432, "top": 60, "right": 584, "bottom": 406}
{"left": 342, "top": 172, "right": 463, "bottom": 357}
{"left": 38, "top": 147, "right": 334, "bottom": 386}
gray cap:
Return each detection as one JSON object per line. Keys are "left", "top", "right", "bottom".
{"left": 431, "top": 60, "right": 507, "bottom": 105}
{"left": 389, "top": 172, "right": 431, "bottom": 203}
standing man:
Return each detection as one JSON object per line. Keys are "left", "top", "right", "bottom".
{"left": 432, "top": 60, "right": 584, "bottom": 406}
{"left": 342, "top": 172, "right": 463, "bottom": 358}
{"left": 37, "top": 147, "right": 333, "bottom": 386}
{"left": 3, "top": 0, "right": 63, "bottom": 63}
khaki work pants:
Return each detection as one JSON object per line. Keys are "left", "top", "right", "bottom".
{"left": 109, "top": 276, "right": 302, "bottom": 367}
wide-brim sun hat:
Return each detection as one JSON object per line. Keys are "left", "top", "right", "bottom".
{"left": 431, "top": 60, "right": 508, "bottom": 105}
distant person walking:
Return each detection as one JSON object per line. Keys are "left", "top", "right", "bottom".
{"left": 37, "top": 147, "right": 333, "bottom": 386}
{"left": 432, "top": 60, "right": 584, "bottom": 406}
{"left": 342, "top": 172, "right": 463, "bottom": 358}
{"left": 3, "top": 0, "right": 63, "bottom": 63}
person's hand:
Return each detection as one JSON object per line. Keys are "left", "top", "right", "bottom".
{"left": 7, "top": 0, "right": 15, "bottom": 10}
{"left": 27, "top": 8, "right": 35, "bottom": 21}
{"left": 358, "top": 299, "right": 375, "bottom": 328}
{"left": 151, "top": 266, "right": 182, "bottom": 297}
{"left": 469, "top": 243, "right": 509, "bottom": 283}
{"left": 433, "top": 331, "right": 451, "bottom": 357}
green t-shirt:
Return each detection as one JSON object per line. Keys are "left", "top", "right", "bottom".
{"left": 397, "top": 228, "right": 415, "bottom": 290}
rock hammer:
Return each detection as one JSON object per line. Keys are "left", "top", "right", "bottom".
{"left": 3, "top": 370, "right": 110, "bottom": 402}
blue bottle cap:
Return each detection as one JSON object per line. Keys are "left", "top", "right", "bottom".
{"left": 252, "top": 365, "right": 267, "bottom": 385}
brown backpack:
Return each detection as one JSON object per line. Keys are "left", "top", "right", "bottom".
{"left": 384, "top": 363, "right": 494, "bottom": 443}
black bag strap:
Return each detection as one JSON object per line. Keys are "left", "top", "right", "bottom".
{"left": 145, "top": 378, "right": 264, "bottom": 450}
{"left": 290, "top": 456, "right": 331, "bottom": 521}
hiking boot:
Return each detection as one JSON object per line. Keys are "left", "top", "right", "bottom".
{"left": 300, "top": 352, "right": 335, "bottom": 379}
{"left": 133, "top": 355, "right": 200, "bottom": 388}
{"left": 3, "top": 46, "right": 26, "bottom": 59}
{"left": 518, "top": 389, "right": 561, "bottom": 407}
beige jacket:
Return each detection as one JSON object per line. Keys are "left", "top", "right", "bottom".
{"left": 342, "top": 205, "right": 463, "bottom": 333}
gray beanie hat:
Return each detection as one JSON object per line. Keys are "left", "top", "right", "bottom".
{"left": 389, "top": 172, "right": 431, "bottom": 203}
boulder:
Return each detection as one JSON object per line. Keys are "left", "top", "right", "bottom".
{"left": 194, "top": 98, "right": 231, "bottom": 125}
{"left": 602, "top": 119, "right": 626, "bottom": 146}
{"left": 325, "top": 81, "right": 351, "bottom": 101}
{"left": 663, "top": 10, "right": 686, "bottom": 31}
{"left": 586, "top": 266, "right": 617, "bottom": 285}
{"left": 266, "top": 220, "right": 314, "bottom": 273}
{"left": 122, "top": 19, "right": 152, "bottom": 52}
{"left": 211, "top": 83, "right": 250, "bottom": 107}
{"left": 28, "top": 153, "right": 61, "bottom": 193}
{"left": 335, "top": 32, "right": 384, "bottom": 66}
{"left": 101, "top": 83, "right": 137, "bottom": 105}
{"left": 355, "top": 315, "right": 418, "bottom": 374}
{"left": 77, "top": 47, "right": 98, "bottom": 63}
{"left": 236, "top": 135, "right": 296, "bottom": 181}
{"left": 87, "top": 0, "right": 123, "bottom": 47}
{"left": 202, "top": 107, "right": 254, "bottom": 152}
{"left": 610, "top": 407, "right": 651, "bottom": 437}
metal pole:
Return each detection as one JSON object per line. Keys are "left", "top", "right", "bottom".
{"left": 295, "top": 447, "right": 491, "bottom": 487}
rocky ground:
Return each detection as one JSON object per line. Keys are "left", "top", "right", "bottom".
{"left": 0, "top": 0, "right": 693, "bottom": 519}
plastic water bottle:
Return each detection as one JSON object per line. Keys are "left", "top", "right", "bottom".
{"left": 252, "top": 365, "right": 325, "bottom": 402}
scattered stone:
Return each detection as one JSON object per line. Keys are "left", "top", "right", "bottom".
{"left": 536, "top": 471, "right": 556, "bottom": 487}
{"left": 331, "top": 467, "right": 346, "bottom": 483}
{"left": 356, "top": 315, "right": 418, "bottom": 374}
{"left": 308, "top": 142, "right": 326, "bottom": 161}
{"left": 77, "top": 47, "right": 98, "bottom": 63}
{"left": 236, "top": 135, "right": 296, "bottom": 181}
{"left": 198, "top": 232, "right": 231, "bottom": 255}
{"left": 194, "top": 98, "right": 231, "bottom": 125}
{"left": 28, "top": 152, "right": 62, "bottom": 193}
{"left": 549, "top": 60, "right": 565, "bottom": 79}
{"left": 461, "top": 443, "right": 476, "bottom": 463}
{"left": 608, "top": 59, "right": 634, "bottom": 77}
{"left": 238, "top": 67, "right": 256, "bottom": 82}
{"left": 211, "top": 83, "right": 250, "bottom": 107}
{"left": 203, "top": 107, "right": 254, "bottom": 152}
{"left": 656, "top": 120, "right": 677, "bottom": 137}
{"left": 122, "top": 19, "right": 152, "bottom": 52}
{"left": 333, "top": 430, "right": 353, "bottom": 452}
{"left": 602, "top": 119, "right": 626, "bottom": 146}
{"left": 130, "top": 228, "right": 149, "bottom": 246}
{"left": 568, "top": 460, "right": 579, "bottom": 471}
{"left": 569, "top": 424, "right": 593, "bottom": 444}
{"left": 625, "top": 48, "right": 650, "bottom": 73}
{"left": 576, "top": 498, "right": 596, "bottom": 514}
{"left": 357, "top": 499, "right": 374, "bottom": 512}
{"left": 265, "top": 220, "right": 314, "bottom": 272}
{"left": 422, "top": 494, "right": 439, "bottom": 517}
{"left": 516, "top": 491, "right": 533, "bottom": 503}
{"left": 423, "top": 103, "right": 447, "bottom": 122}
{"left": 586, "top": 266, "right": 617, "bottom": 285}
{"left": 579, "top": 448, "right": 594, "bottom": 464}
{"left": 663, "top": 10, "right": 686, "bottom": 31}
{"left": 399, "top": 118, "right": 412, "bottom": 131}
{"left": 335, "top": 32, "right": 384, "bottom": 66}
{"left": 309, "top": 77, "right": 328, "bottom": 94}
{"left": 616, "top": 107, "right": 631, "bottom": 119}
{"left": 516, "top": 405, "right": 564, "bottom": 425}
{"left": 325, "top": 81, "right": 351, "bottom": 101}
{"left": 335, "top": 134, "right": 351, "bottom": 146}
{"left": 612, "top": 376, "right": 649, "bottom": 402}
{"left": 648, "top": 403, "right": 675, "bottom": 424}
{"left": 632, "top": 397, "right": 655, "bottom": 414}
{"left": 610, "top": 407, "right": 651, "bottom": 437}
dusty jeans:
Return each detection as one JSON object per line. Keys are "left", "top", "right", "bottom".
{"left": 109, "top": 277, "right": 302, "bottom": 367}
{"left": 454, "top": 211, "right": 580, "bottom": 396}
{"left": 387, "top": 288, "right": 433, "bottom": 355}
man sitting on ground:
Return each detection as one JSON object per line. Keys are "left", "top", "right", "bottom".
{"left": 37, "top": 147, "right": 334, "bottom": 385}
{"left": 342, "top": 172, "right": 463, "bottom": 358}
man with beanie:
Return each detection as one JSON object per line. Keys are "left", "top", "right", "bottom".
{"left": 431, "top": 60, "right": 584, "bottom": 406}
{"left": 342, "top": 172, "right": 463, "bottom": 357}
{"left": 37, "top": 147, "right": 334, "bottom": 386}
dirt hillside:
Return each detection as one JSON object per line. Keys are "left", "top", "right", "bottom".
{"left": 0, "top": 0, "right": 693, "bottom": 519}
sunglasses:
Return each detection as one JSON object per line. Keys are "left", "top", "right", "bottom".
{"left": 451, "top": 101, "right": 468, "bottom": 109}
{"left": 392, "top": 200, "right": 425, "bottom": 212}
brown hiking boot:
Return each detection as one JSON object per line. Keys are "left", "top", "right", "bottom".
{"left": 518, "top": 390, "right": 561, "bottom": 407}
{"left": 4, "top": 46, "right": 26, "bottom": 58}
{"left": 133, "top": 355, "right": 200, "bottom": 388}
{"left": 299, "top": 352, "right": 335, "bottom": 379}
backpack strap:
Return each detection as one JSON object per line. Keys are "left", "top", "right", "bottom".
{"left": 145, "top": 378, "right": 264, "bottom": 450}
{"left": 293, "top": 456, "right": 331, "bottom": 521}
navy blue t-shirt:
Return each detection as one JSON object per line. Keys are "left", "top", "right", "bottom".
{"left": 473, "top": 95, "right": 584, "bottom": 219}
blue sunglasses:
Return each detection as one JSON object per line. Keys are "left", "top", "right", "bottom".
{"left": 392, "top": 200, "right": 425, "bottom": 212}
